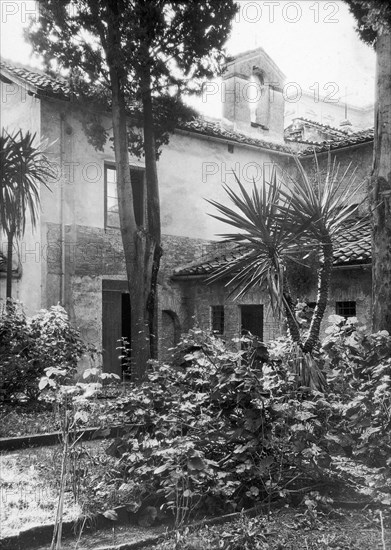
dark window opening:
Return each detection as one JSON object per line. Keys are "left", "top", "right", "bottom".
{"left": 105, "top": 164, "right": 145, "bottom": 228}
{"left": 336, "top": 301, "right": 356, "bottom": 318}
{"left": 211, "top": 305, "right": 224, "bottom": 334}
{"left": 241, "top": 304, "right": 263, "bottom": 340}
{"left": 228, "top": 143, "right": 234, "bottom": 154}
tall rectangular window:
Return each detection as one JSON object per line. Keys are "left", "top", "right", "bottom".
{"left": 336, "top": 301, "right": 356, "bottom": 318}
{"left": 104, "top": 164, "right": 145, "bottom": 228}
{"left": 211, "top": 305, "right": 225, "bottom": 335}
{"left": 241, "top": 304, "right": 263, "bottom": 340}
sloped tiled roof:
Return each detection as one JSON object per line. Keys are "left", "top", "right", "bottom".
{"left": 1, "top": 58, "right": 292, "bottom": 154}
{"left": 1, "top": 59, "right": 374, "bottom": 157}
{"left": 173, "top": 218, "right": 371, "bottom": 278}
{"left": 297, "top": 128, "right": 374, "bottom": 156}
{"left": 286, "top": 117, "right": 350, "bottom": 137}
{"left": 0, "top": 59, "right": 70, "bottom": 99}
{"left": 177, "top": 119, "right": 292, "bottom": 154}
{"left": 333, "top": 217, "right": 371, "bottom": 265}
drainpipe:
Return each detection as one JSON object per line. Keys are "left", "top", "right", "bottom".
{"left": 60, "top": 113, "right": 66, "bottom": 306}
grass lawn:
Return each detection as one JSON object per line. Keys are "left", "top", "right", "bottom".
{"left": 0, "top": 439, "right": 116, "bottom": 539}
{"left": 0, "top": 389, "right": 127, "bottom": 438}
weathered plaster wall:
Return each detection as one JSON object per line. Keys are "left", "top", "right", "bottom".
{"left": 158, "top": 131, "right": 290, "bottom": 239}
{"left": 284, "top": 91, "right": 374, "bottom": 130}
{"left": 40, "top": 99, "right": 290, "bottom": 240}
{"left": 0, "top": 80, "right": 42, "bottom": 313}
{"left": 46, "top": 222, "right": 210, "bottom": 361}
{"left": 284, "top": 142, "right": 373, "bottom": 209}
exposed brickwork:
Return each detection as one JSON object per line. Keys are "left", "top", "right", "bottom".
{"left": 46, "top": 222, "right": 372, "bottom": 365}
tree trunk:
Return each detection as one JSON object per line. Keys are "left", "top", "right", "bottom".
{"left": 105, "top": 5, "right": 162, "bottom": 379}
{"left": 141, "top": 68, "right": 162, "bottom": 360}
{"left": 371, "top": 32, "right": 391, "bottom": 332}
{"left": 6, "top": 230, "right": 14, "bottom": 299}
{"left": 283, "top": 293, "right": 301, "bottom": 344}
{"left": 303, "top": 240, "right": 333, "bottom": 353}
{"left": 109, "top": 65, "right": 151, "bottom": 381}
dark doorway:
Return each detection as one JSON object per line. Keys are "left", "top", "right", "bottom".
{"left": 240, "top": 305, "right": 264, "bottom": 340}
{"left": 102, "top": 280, "right": 131, "bottom": 376}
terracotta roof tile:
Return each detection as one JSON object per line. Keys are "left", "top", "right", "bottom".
{"left": 178, "top": 119, "right": 292, "bottom": 154}
{"left": 0, "top": 59, "right": 70, "bottom": 99}
{"left": 285, "top": 117, "right": 350, "bottom": 138}
{"left": 1, "top": 59, "right": 293, "bottom": 154}
{"left": 297, "top": 128, "right": 374, "bottom": 156}
{"left": 173, "top": 218, "right": 371, "bottom": 278}
{"left": 0, "top": 59, "right": 374, "bottom": 156}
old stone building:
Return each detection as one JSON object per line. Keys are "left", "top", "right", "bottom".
{"left": 0, "top": 47, "right": 373, "bottom": 375}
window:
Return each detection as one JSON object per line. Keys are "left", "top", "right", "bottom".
{"left": 228, "top": 143, "right": 234, "bottom": 154}
{"left": 104, "top": 164, "right": 145, "bottom": 228}
{"left": 211, "top": 305, "right": 224, "bottom": 335}
{"left": 336, "top": 301, "right": 356, "bottom": 318}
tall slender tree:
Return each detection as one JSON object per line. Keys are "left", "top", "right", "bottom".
{"left": 343, "top": 1, "right": 391, "bottom": 331}
{"left": 27, "top": 0, "right": 237, "bottom": 380}
{"left": 0, "top": 130, "right": 53, "bottom": 300}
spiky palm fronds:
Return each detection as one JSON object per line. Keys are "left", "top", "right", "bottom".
{"left": 207, "top": 155, "right": 364, "bottom": 355}
{"left": 207, "top": 168, "right": 305, "bottom": 316}
{"left": 0, "top": 129, "right": 54, "bottom": 236}
{"left": 0, "top": 129, "right": 55, "bottom": 297}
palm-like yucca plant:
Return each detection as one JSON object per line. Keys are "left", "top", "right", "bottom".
{"left": 0, "top": 129, "right": 54, "bottom": 298}
{"left": 207, "top": 155, "right": 363, "bottom": 387}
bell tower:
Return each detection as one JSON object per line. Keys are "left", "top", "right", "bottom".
{"left": 221, "top": 47, "right": 286, "bottom": 142}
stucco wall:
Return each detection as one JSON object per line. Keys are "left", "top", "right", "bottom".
{"left": 301, "top": 142, "right": 373, "bottom": 208}
{"left": 39, "top": 98, "right": 292, "bottom": 237}
{"left": 0, "top": 80, "right": 43, "bottom": 313}
{"left": 284, "top": 91, "right": 373, "bottom": 131}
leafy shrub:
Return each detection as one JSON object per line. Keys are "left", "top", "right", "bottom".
{"left": 100, "top": 329, "right": 332, "bottom": 520}
{"left": 30, "top": 305, "right": 88, "bottom": 375}
{"left": 0, "top": 301, "right": 35, "bottom": 402}
{"left": 0, "top": 300, "right": 89, "bottom": 403}
{"left": 322, "top": 315, "right": 391, "bottom": 466}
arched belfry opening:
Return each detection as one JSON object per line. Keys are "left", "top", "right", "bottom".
{"left": 249, "top": 67, "right": 270, "bottom": 129}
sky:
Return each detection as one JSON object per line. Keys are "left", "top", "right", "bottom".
{"left": 0, "top": 0, "right": 376, "bottom": 113}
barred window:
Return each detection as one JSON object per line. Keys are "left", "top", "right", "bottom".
{"left": 211, "top": 305, "right": 224, "bottom": 335}
{"left": 336, "top": 301, "right": 356, "bottom": 318}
